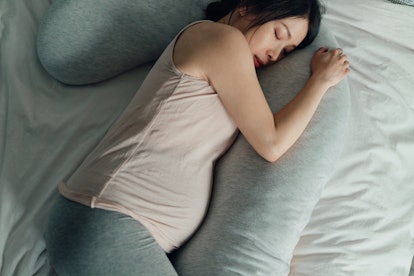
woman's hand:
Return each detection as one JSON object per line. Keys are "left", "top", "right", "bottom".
{"left": 311, "top": 47, "right": 350, "bottom": 89}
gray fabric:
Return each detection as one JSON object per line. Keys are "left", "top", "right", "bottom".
{"left": 45, "top": 196, "right": 178, "bottom": 276}
{"left": 171, "top": 23, "right": 351, "bottom": 275}
{"left": 388, "top": 0, "right": 414, "bottom": 6}
{"left": 36, "top": 0, "right": 215, "bottom": 85}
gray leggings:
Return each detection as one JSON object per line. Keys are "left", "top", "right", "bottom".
{"left": 36, "top": 0, "right": 212, "bottom": 85}
{"left": 45, "top": 196, "right": 178, "bottom": 276}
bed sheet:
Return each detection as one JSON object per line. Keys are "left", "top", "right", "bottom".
{"left": 0, "top": 0, "right": 413, "bottom": 275}
{"left": 0, "top": 0, "right": 152, "bottom": 274}
{"left": 290, "top": 0, "right": 414, "bottom": 275}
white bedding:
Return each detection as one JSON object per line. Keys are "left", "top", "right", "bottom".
{"left": 290, "top": 1, "right": 414, "bottom": 275}
{"left": 0, "top": 0, "right": 413, "bottom": 275}
{"left": 291, "top": 0, "right": 414, "bottom": 275}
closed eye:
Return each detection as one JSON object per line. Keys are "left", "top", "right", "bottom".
{"left": 275, "top": 30, "right": 279, "bottom": 40}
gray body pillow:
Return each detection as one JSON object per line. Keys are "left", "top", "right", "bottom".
{"left": 171, "top": 24, "right": 350, "bottom": 275}
{"left": 37, "top": 0, "right": 215, "bottom": 85}
{"left": 388, "top": 0, "right": 414, "bottom": 6}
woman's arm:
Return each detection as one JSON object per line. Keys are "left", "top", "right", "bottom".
{"left": 174, "top": 22, "right": 349, "bottom": 162}
{"left": 270, "top": 47, "right": 349, "bottom": 160}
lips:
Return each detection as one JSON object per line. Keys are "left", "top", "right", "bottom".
{"left": 254, "top": 56, "right": 263, "bottom": 68}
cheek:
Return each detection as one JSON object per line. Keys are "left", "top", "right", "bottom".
{"left": 245, "top": 26, "right": 265, "bottom": 45}
{"left": 245, "top": 33, "right": 259, "bottom": 53}
{"left": 244, "top": 29, "right": 256, "bottom": 45}
{"left": 248, "top": 30, "right": 270, "bottom": 51}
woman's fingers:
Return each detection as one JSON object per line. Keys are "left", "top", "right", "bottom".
{"left": 318, "top": 46, "right": 329, "bottom": 53}
{"left": 311, "top": 47, "right": 350, "bottom": 87}
{"left": 333, "top": 48, "right": 343, "bottom": 56}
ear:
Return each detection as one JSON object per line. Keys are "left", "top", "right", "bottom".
{"left": 238, "top": 5, "right": 248, "bottom": 17}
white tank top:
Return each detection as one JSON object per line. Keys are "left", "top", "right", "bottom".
{"left": 59, "top": 21, "right": 238, "bottom": 252}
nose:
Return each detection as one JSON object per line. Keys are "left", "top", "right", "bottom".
{"left": 267, "top": 45, "right": 283, "bottom": 64}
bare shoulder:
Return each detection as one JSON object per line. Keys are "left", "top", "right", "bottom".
{"left": 186, "top": 21, "right": 244, "bottom": 43}
{"left": 174, "top": 21, "right": 253, "bottom": 81}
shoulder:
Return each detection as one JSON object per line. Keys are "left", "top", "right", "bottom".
{"left": 190, "top": 21, "right": 251, "bottom": 59}
{"left": 174, "top": 21, "right": 253, "bottom": 81}
{"left": 182, "top": 21, "right": 246, "bottom": 46}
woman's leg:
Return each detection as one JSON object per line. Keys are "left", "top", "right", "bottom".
{"left": 36, "top": 0, "right": 211, "bottom": 85}
{"left": 45, "top": 195, "right": 177, "bottom": 276}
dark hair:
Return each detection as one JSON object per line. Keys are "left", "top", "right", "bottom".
{"left": 206, "top": 0, "right": 323, "bottom": 49}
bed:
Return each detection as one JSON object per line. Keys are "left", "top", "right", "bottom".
{"left": 1, "top": 0, "right": 413, "bottom": 275}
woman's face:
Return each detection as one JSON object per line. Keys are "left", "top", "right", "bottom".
{"left": 243, "top": 17, "right": 309, "bottom": 68}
